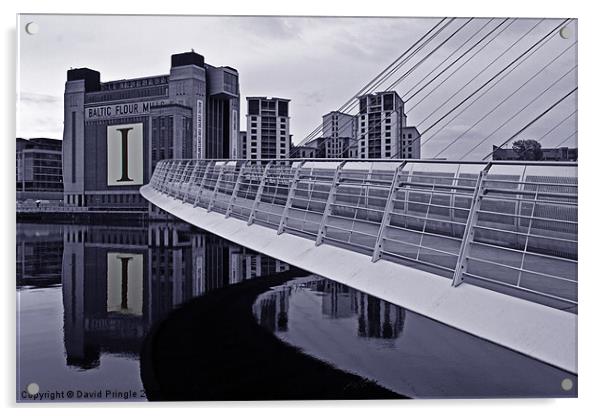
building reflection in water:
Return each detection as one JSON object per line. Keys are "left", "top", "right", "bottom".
{"left": 42, "top": 222, "right": 290, "bottom": 371}
{"left": 16, "top": 223, "right": 64, "bottom": 287}
{"left": 254, "top": 278, "right": 405, "bottom": 341}
{"left": 255, "top": 286, "right": 292, "bottom": 332}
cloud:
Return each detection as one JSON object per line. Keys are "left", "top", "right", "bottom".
{"left": 17, "top": 15, "right": 577, "bottom": 158}
{"left": 18, "top": 92, "right": 63, "bottom": 139}
{"left": 228, "top": 17, "right": 304, "bottom": 41}
{"left": 19, "top": 92, "right": 61, "bottom": 105}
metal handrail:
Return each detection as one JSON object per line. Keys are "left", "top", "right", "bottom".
{"left": 153, "top": 157, "right": 577, "bottom": 166}
{"left": 147, "top": 158, "right": 578, "bottom": 312}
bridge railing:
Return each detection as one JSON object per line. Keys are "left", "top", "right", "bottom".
{"left": 148, "top": 158, "right": 578, "bottom": 312}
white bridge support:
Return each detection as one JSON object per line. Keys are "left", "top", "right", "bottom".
{"left": 141, "top": 158, "right": 578, "bottom": 374}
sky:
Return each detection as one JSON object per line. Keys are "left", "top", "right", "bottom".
{"left": 17, "top": 14, "right": 577, "bottom": 160}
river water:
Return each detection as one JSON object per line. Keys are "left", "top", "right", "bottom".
{"left": 16, "top": 221, "right": 576, "bottom": 401}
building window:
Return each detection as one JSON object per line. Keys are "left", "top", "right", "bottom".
{"left": 278, "top": 102, "right": 288, "bottom": 117}
{"left": 224, "top": 71, "right": 238, "bottom": 94}
{"left": 248, "top": 100, "right": 260, "bottom": 115}
{"left": 408, "top": 133, "right": 413, "bottom": 139}
{"left": 383, "top": 94, "right": 394, "bottom": 111}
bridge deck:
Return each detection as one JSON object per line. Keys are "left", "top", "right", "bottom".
{"left": 141, "top": 185, "right": 576, "bottom": 374}
{"left": 152, "top": 159, "right": 577, "bottom": 310}
{"left": 141, "top": 158, "right": 578, "bottom": 373}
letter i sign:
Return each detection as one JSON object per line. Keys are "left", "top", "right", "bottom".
{"left": 117, "top": 128, "right": 133, "bottom": 182}
{"left": 107, "top": 123, "right": 144, "bottom": 186}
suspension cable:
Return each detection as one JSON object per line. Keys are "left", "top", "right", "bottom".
{"left": 480, "top": 87, "right": 578, "bottom": 160}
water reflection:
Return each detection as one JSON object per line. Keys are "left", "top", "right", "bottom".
{"left": 17, "top": 222, "right": 578, "bottom": 400}
{"left": 16, "top": 221, "right": 289, "bottom": 401}
{"left": 256, "top": 279, "right": 405, "bottom": 341}
{"left": 17, "top": 224, "right": 63, "bottom": 287}
{"left": 256, "top": 285, "right": 291, "bottom": 333}
{"left": 254, "top": 276, "right": 577, "bottom": 399}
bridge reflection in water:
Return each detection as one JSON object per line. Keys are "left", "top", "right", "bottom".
{"left": 148, "top": 158, "right": 577, "bottom": 311}
{"left": 253, "top": 276, "right": 577, "bottom": 398}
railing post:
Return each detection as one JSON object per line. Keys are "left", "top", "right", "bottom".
{"left": 193, "top": 161, "right": 215, "bottom": 208}
{"left": 175, "top": 160, "right": 194, "bottom": 199}
{"left": 158, "top": 160, "right": 173, "bottom": 193}
{"left": 365, "top": 162, "right": 375, "bottom": 208}
{"left": 156, "top": 161, "right": 167, "bottom": 189}
{"left": 152, "top": 160, "right": 161, "bottom": 189}
{"left": 403, "top": 164, "right": 411, "bottom": 228}
{"left": 514, "top": 165, "right": 528, "bottom": 245}
{"left": 170, "top": 161, "right": 189, "bottom": 199}
{"left": 207, "top": 163, "right": 227, "bottom": 212}
{"left": 371, "top": 162, "right": 406, "bottom": 262}
{"left": 452, "top": 163, "right": 492, "bottom": 287}
{"left": 150, "top": 161, "right": 160, "bottom": 188}
{"left": 248, "top": 161, "right": 273, "bottom": 225}
{"left": 450, "top": 164, "right": 462, "bottom": 224}
{"left": 517, "top": 184, "right": 540, "bottom": 288}
{"left": 164, "top": 161, "right": 177, "bottom": 195}
{"left": 225, "top": 161, "right": 249, "bottom": 218}
{"left": 316, "top": 161, "right": 346, "bottom": 246}
{"left": 167, "top": 161, "right": 184, "bottom": 197}
{"left": 277, "top": 161, "right": 306, "bottom": 234}
{"left": 159, "top": 160, "right": 174, "bottom": 193}
{"left": 183, "top": 160, "right": 203, "bottom": 203}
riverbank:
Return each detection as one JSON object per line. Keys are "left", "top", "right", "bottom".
{"left": 139, "top": 269, "right": 406, "bottom": 401}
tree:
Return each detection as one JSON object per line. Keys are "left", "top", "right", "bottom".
{"left": 512, "top": 139, "right": 543, "bottom": 161}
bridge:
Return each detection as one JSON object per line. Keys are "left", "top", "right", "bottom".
{"left": 140, "top": 158, "right": 577, "bottom": 373}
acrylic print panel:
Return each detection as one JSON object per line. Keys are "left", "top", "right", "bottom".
{"left": 16, "top": 14, "right": 578, "bottom": 401}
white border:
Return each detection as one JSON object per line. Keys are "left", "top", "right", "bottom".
{"left": 3, "top": 1, "right": 601, "bottom": 414}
